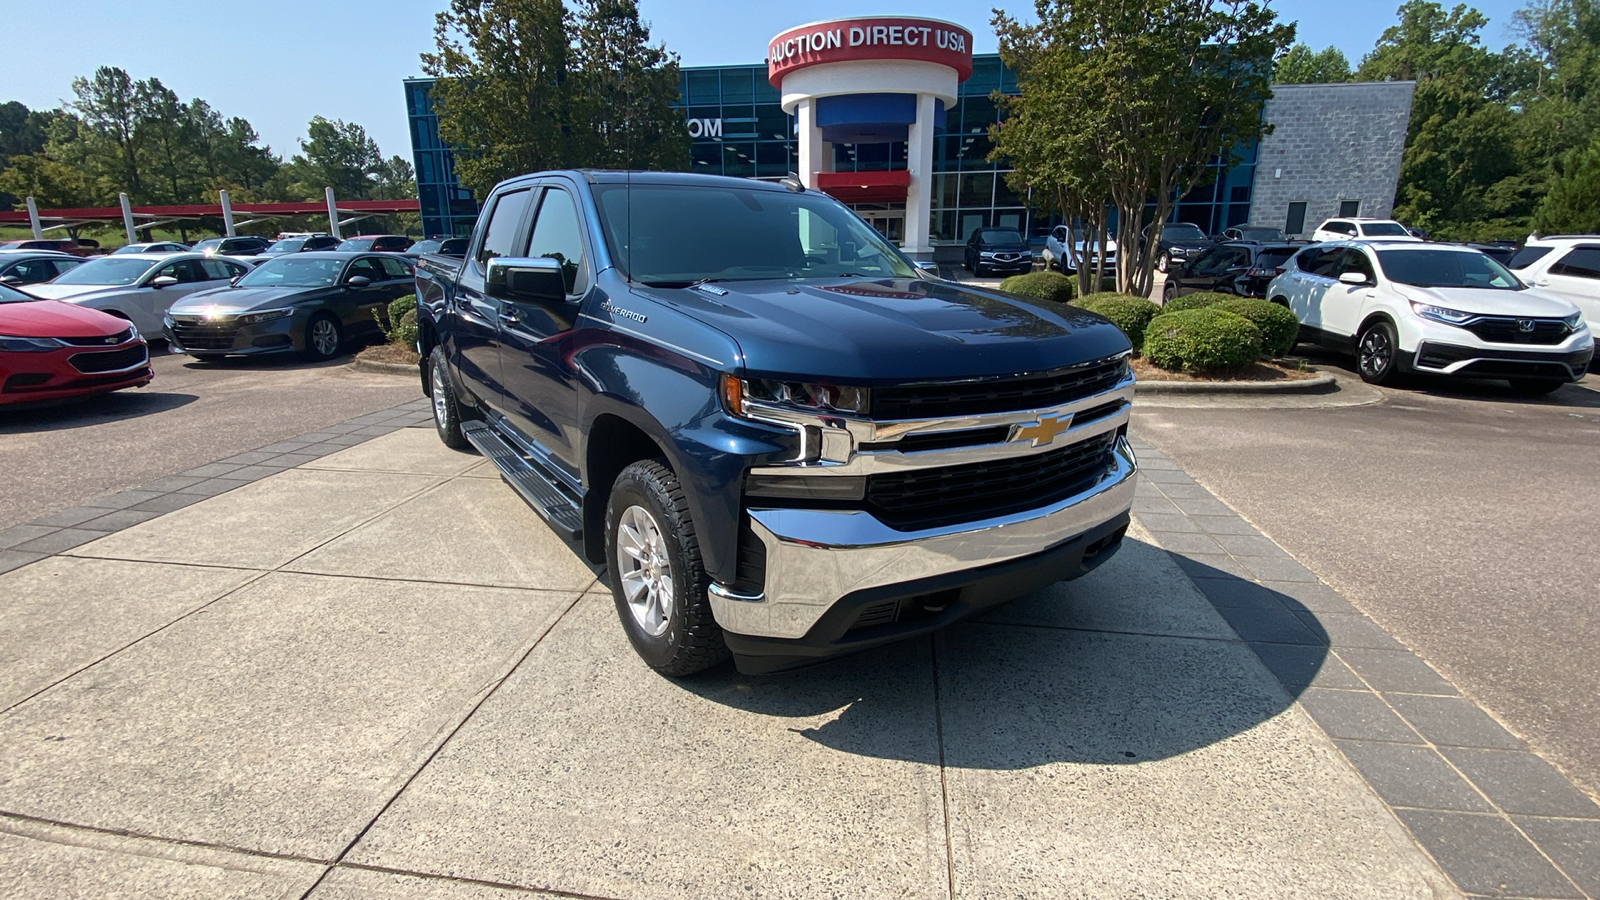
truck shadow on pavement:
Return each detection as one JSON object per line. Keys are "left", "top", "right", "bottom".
{"left": 0, "top": 390, "right": 196, "bottom": 432}
{"left": 675, "top": 548, "right": 1330, "bottom": 769}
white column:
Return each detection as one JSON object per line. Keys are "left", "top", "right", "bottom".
{"left": 119, "top": 193, "right": 137, "bottom": 245}
{"left": 25, "top": 197, "right": 43, "bottom": 239}
{"left": 902, "top": 93, "right": 938, "bottom": 257}
{"left": 324, "top": 187, "right": 341, "bottom": 239}
{"left": 219, "top": 190, "right": 236, "bottom": 236}
{"left": 796, "top": 99, "right": 825, "bottom": 187}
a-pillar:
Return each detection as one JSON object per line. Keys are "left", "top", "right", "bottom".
{"left": 902, "top": 93, "right": 938, "bottom": 259}
{"left": 795, "top": 98, "right": 832, "bottom": 187}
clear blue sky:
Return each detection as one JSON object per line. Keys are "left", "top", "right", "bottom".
{"left": 5, "top": 0, "right": 1526, "bottom": 168}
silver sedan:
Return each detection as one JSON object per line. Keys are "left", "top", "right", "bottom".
{"left": 26, "top": 252, "right": 250, "bottom": 338}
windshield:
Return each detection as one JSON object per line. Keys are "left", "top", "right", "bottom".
{"left": 337, "top": 238, "right": 375, "bottom": 251}
{"left": 593, "top": 184, "right": 918, "bottom": 285}
{"left": 236, "top": 256, "right": 344, "bottom": 288}
{"left": 50, "top": 257, "right": 160, "bottom": 286}
{"left": 112, "top": 246, "right": 142, "bottom": 255}
{"left": 975, "top": 228, "right": 1025, "bottom": 244}
{"left": 264, "top": 240, "right": 305, "bottom": 254}
{"left": 0, "top": 282, "right": 37, "bottom": 303}
{"left": 410, "top": 240, "right": 441, "bottom": 254}
{"left": 1376, "top": 249, "right": 1524, "bottom": 290}
{"left": 193, "top": 239, "right": 221, "bottom": 253}
{"left": 1239, "top": 227, "right": 1283, "bottom": 240}
{"left": 1361, "top": 222, "right": 1410, "bottom": 237}
{"left": 1166, "top": 224, "right": 1206, "bottom": 240}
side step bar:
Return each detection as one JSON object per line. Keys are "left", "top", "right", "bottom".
{"left": 461, "top": 420, "right": 584, "bottom": 540}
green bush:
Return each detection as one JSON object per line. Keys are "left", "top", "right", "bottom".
{"left": 1081, "top": 296, "right": 1162, "bottom": 351}
{"left": 1161, "top": 290, "right": 1234, "bottom": 313}
{"left": 1142, "top": 308, "right": 1263, "bottom": 375}
{"left": 1212, "top": 297, "right": 1300, "bottom": 357}
{"left": 998, "top": 270, "right": 1076, "bottom": 303}
{"left": 375, "top": 294, "right": 419, "bottom": 347}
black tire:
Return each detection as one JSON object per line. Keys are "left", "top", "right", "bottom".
{"left": 605, "top": 459, "right": 729, "bottom": 676}
{"left": 1356, "top": 320, "right": 1400, "bottom": 385}
{"left": 1508, "top": 378, "right": 1565, "bottom": 396}
{"left": 301, "top": 312, "right": 342, "bottom": 361}
{"left": 428, "top": 346, "right": 470, "bottom": 449}
{"left": 1163, "top": 281, "right": 1176, "bottom": 303}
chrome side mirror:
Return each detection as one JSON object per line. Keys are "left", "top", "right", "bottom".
{"left": 150, "top": 275, "right": 179, "bottom": 288}
{"left": 486, "top": 256, "right": 565, "bottom": 303}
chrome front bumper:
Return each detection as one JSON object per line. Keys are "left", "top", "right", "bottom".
{"left": 709, "top": 435, "right": 1137, "bottom": 640}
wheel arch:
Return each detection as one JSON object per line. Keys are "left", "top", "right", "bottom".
{"left": 583, "top": 412, "right": 672, "bottom": 565}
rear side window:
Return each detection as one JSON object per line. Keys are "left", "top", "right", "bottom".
{"left": 525, "top": 188, "right": 588, "bottom": 295}
{"left": 379, "top": 257, "right": 412, "bottom": 279}
{"left": 475, "top": 188, "right": 532, "bottom": 268}
{"left": 1506, "top": 246, "right": 1553, "bottom": 270}
{"left": 1295, "top": 247, "right": 1340, "bottom": 277}
{"left": 1549, "top": 247, "right": 1600, "bottom": 280}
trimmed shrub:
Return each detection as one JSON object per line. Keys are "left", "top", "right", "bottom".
{"left": 1212, "top": 297, "right": 1300, "bottom": 357}
{"left": 1161, "top": 290, "right": 1233, "bottom": 313}
{"left": 999, "top": 270, "right": 1076, "bottom": 303}
{"left": 375, "top": 294, "right": 419, "bottom": 346}
{"left": 1142, "top": 308, "right": 1263, "bottom": 375}
{"left": 1081, "top": 296, "right": 1162, "bottom": 350}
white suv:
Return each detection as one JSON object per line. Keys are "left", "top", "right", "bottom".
{"left": 1311, "top": 218, "right": 1422, "bottom": 243}
{"left": 1043, "top": 225, "right": 1117, "bottom": 274}
{"left": 1505, "top": 236, "right": 1600, "bottom": 329}
{"left": 1267, "top": 241, "right": 1593, "bottom": 394}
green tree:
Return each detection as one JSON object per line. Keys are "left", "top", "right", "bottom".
{"left": 373, "top": 155, "right": 417, "bottom": 200}
{"left": 1532, "top": 134, "right": 1600, "bottom": 232}
{"left": 135, "top": 77, "right": 201, "bottom": 205}
{"left": 1274, "top": 44, "right": 1352, "bottom": 82}
{"left": 0, "top": 153, "right": 107, "bottom": 210}
{"left": 423, "top": 0, "right": 573, "bottom": 198}
{"left": 0, "top": 101, "right": 61, "bottom": 211}
{"left": 69, "top": 66, "right": 145, "bottom": 198}
{"left": 289, "top": 116, "right": 383, "bottom": 200}
{"left": 567, "top": 0, "right": 689, "bottom": 171}
{"left": 993, "top": 0, "right": 1293, "bottom": 296}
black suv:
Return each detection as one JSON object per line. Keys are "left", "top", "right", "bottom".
{"left": 1143, "top": 222, "right": 1213, "bottom": 273}
{"left": 1164, "top": 241, "right": 1302, "bottom": 301}
{"left": 963, "top": 227, "right": 1034, "bottom": 277}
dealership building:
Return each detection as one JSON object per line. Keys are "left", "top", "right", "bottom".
{"left": 405, "top": 16, "right": 1414, "bottom": 252}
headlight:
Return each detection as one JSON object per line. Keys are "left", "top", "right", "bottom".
{"left": 1565, "top": 311, "right": 1587, "bottom": 332}
{"left": 239, "top": 308, "right": 293, "bottom": 326}
{"left": 0, "top": 335, "right": 65, "bottom": 352}
{"left": 980, "top": 251, "right": 996, "bottom": 258}
{"left": 721, "top": 375, "right": 869, "bottom": 417}
{"left": 1410, "top": 301, "right": 1476, "bottom": 326}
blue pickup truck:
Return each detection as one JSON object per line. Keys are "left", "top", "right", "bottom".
{"left": 414, "top": 171, "right": 1138, "bottom": 675}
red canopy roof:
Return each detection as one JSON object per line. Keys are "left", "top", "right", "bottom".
{"left": 813, "top": 170, "right": 911, "bottom": 204}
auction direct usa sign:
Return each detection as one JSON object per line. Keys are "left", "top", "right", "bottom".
{"left": 767, "top": 17, "right": 975, "bottom": 86}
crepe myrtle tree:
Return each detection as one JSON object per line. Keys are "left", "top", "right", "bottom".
{"left": 992, "top": 0, "right": 1293, "bottom": 297}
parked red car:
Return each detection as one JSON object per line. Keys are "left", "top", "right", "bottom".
{"left": 0, "top": 282, "right": 153, "bottom": 406}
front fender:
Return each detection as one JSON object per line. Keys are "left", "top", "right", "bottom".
{"left": 576, "top": 342, "right": 792, "bottom": 584}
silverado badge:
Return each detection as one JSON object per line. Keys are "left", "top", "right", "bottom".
{"left": 1011, "top": 413, "right": 1073, "bottom": 447}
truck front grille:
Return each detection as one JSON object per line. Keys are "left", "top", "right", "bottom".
{"left": 865, "top": 431, "right": 1118, "bottom": 530}
{"left": 870, "top": 358, "right": 1128, "bottom": 420}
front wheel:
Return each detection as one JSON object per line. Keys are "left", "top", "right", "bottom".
{"left": 1509, "top": 378, "right": 1565, "bottom": 396}
{"left": 1163, "top": 281, "right": 1176, "bottom": 303}
{"left": 1157, "top": 254, "right": 1169, "bottom": 274}
{"left": 301, "top": 312, "right": 342, "bottom": 361}
{"left": 1356, "top": 320, "right": 1400, "bottom": 385}
{"left": 605, "top": 459, "right": 729, "bottom": 676}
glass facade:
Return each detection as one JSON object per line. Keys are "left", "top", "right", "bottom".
{"left": 404, "top": 78, "right": 481, "bottom": 238}
{"left": 404, "top": 53, "right": 1260, "bottom": 245}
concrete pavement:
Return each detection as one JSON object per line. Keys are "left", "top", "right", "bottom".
{"left": 0, "top": 404, "right": 1595, "bottom": 897}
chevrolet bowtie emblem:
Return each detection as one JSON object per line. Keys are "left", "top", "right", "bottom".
{"left": 1011, "top": 413, "right": 1073, "bottom": 446}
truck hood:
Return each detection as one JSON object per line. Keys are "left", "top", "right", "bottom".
{"left": 628, "top": 277, "right": 1131, "bottom": 381}
{"left": 0, "top": 299, "right": 130, "bottom": 338}
{"left": 1392, "top": 284, "right": 1579, "bottom": 318}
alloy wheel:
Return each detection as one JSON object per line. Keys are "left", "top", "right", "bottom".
{"left": 1359, "top": 328, "right": 1392, "bottom": 378}
{"left": 310, "top": 318, "right": 339, "bottom": 357}
{"left": 432, "top": 363, "right": 449, "bottom": 425}
{"left": 616, "top": 505, "right": 674, "bottom": 637}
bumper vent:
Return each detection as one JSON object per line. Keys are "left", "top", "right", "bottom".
{"left": 170, "top": 318, "right": 242, "bottom": 351}
{"left": 865, "top": 432, "right": 1118, "bottom": 531}
{"left": 68, "top": 344, "right": 148, "bottom": 374}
